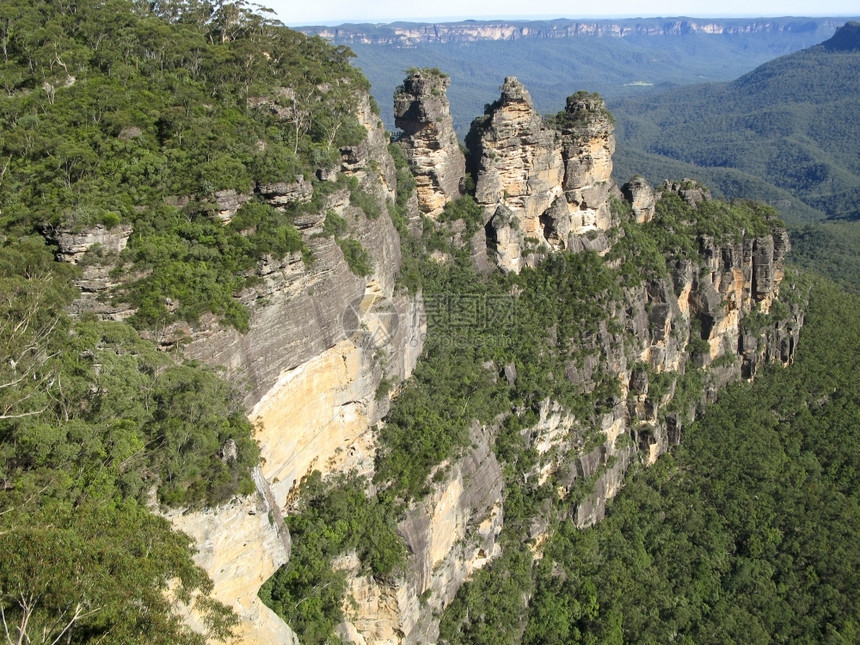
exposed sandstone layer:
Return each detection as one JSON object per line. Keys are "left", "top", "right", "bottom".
{"left": 339, "top": 425, "right": 504, "bottom": 644}
{"left": 176, "top": 92, "right": 405, "bottom": 409}
{"left": 467, "top": 79, "right": 616, "bottom": 272}
{"left": 468, "top": 77, "right": 564, "bottom": 272}
{"left": 50, "top": 89, "right": 425, "bottom": 644}
{"left": 558, "top": 92, "right": 615, "bottom": 232}
{"left": 394, "top": 71, "right": 465, "bottom": 216}
{"left": 52, "top": 223, "right": 136, "bottom": 320}
{"left": 516, "top": 180, "right": 800, "bottom": 536}
{"left": 166, "top": 493, "right": 298, "bottom": 645}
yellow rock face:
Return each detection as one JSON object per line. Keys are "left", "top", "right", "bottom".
{"left": 166, "top": 496, "right": 297, "bottom": 645}
{"left": 250, "top": 339, "right": 379, "bottom": 506}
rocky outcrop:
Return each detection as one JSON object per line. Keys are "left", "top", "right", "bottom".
{"left": 468, "top": 77, "right": 564, "bottom": 272}
{"left": 394, "top": 70, "right": 465, "bottom": 216}
{"left": 166, "top": 493, "right": 298, "bottom": 645}
{"left": 513, "top": 180, "right": 801, "bottom": 537}
{"left": 558, "top": 92, "right": 615, "bottom": 232}
{"left": 52, "top": 223, "right": 136, "bottom": 320}
{"left": 468, "top": 79, "right": 616, "bottom": 272}
{"left": 621, "top": 176, "right": 656, "bottom": 223}
{"left": 663, "top": 178, "right": 712, "bottom": 208}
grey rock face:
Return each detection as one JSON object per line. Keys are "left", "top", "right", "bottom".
{"left": 53, "top": 223, "right": 136, "bottom": 320}
{"left": 621, "top": 175, "right": 657, "bottom": 223}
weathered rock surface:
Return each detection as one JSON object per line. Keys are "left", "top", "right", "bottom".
{"left": 467, "top": 79, "right": 616, "bottom": 272}
{"left": 558, "top": 91, "right": 616, "bottom": 232}
{"left": 165, "top": 493, "right": 298, "bottom": 645}
{"left": 340, "top": 425, "right": 504, "bottom": 645}
{"left": 394, "top": 70, "right": 465, "bottom": 216}
{"left": 52, "top": 223, "right": 136, "bottom": 320}
{"left": 514, "top": 179, "right": 801, "bottom": 539}
{"left": 177, "top": 93, "right": 406, "bottom": 410}
{"left": 468, "top": 77, "right": 564, "bottom": 272}
{"left": 621, "top": 176, "right": 656, "bottom": 222}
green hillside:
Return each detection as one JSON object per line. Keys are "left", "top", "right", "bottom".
{"left": 613, "top": 23, "right": 860, "bottom": 223}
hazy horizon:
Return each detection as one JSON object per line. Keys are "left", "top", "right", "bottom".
{"left": 264, "top": 0, "right": 860, "bottom": 28}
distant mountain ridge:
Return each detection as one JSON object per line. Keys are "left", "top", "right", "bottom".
{"left": 613, "top": 21, "right": 860, "bottom": 223}
{"left": 822, "top": 19, "right": 860, "bottom": 50}
{"left": 299, "top": 17, "right": 848, "bottom": 46}
{"left": 305, "top": 16, "right": 855, "bottom": 139}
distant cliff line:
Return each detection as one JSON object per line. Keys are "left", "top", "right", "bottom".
{"left": 298, "top": 17, "right": 852, "bottom": 47}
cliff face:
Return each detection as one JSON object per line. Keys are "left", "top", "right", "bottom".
{"left": 171, "top": 94, "right": 426, "bottom": 643}
{"left": 532, "top": 186, "right": 800, "bottom": 530}
{"left": 324, "top": 180, "right": 802, "bottom": 644}
{"left": 300, "top": 18, "right": 844, "bottom": 47}
{"left": 338, "top": 424, "right": 503, "bottom": 644}
{"left": 394, "top": 71, "right": 465, "bottom": 216}
{"left": 465, "top": 79, "right": 615, "bottom": 272}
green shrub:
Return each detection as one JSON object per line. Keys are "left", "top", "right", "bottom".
{"left": 338, "top": 238, "right": 373, "bottom": 276}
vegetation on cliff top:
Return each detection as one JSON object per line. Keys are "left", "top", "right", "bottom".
{"left": 0, "top": 0, "right": 369, "bottom": 330}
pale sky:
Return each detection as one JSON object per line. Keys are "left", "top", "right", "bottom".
{"left": 267, "top": 1, "right": 860, "bottom": 26}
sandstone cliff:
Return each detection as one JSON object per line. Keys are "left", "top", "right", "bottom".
{"left": 394, "top": 70, "right": 465, "bottom": 217}
{"left": 466, "top": 79, "right": 615, "bottom": 272}
{"left": 339, "top": 425, "right": 503, "bottom": 644}
{"left": 171, "top": 94, "right": 426, "bottom": 643}
{"left": 321, "top": 174, "right": 802, "bottom": 644}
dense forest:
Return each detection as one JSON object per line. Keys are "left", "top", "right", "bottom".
{"left": 439, "top": 277, "right": 859, "bottom": 643}
{"left": 0, "top": 1, "right": 369, "bottom": 642}
{"left": 613, "top": 23, "right": 860, "bottom": 223}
